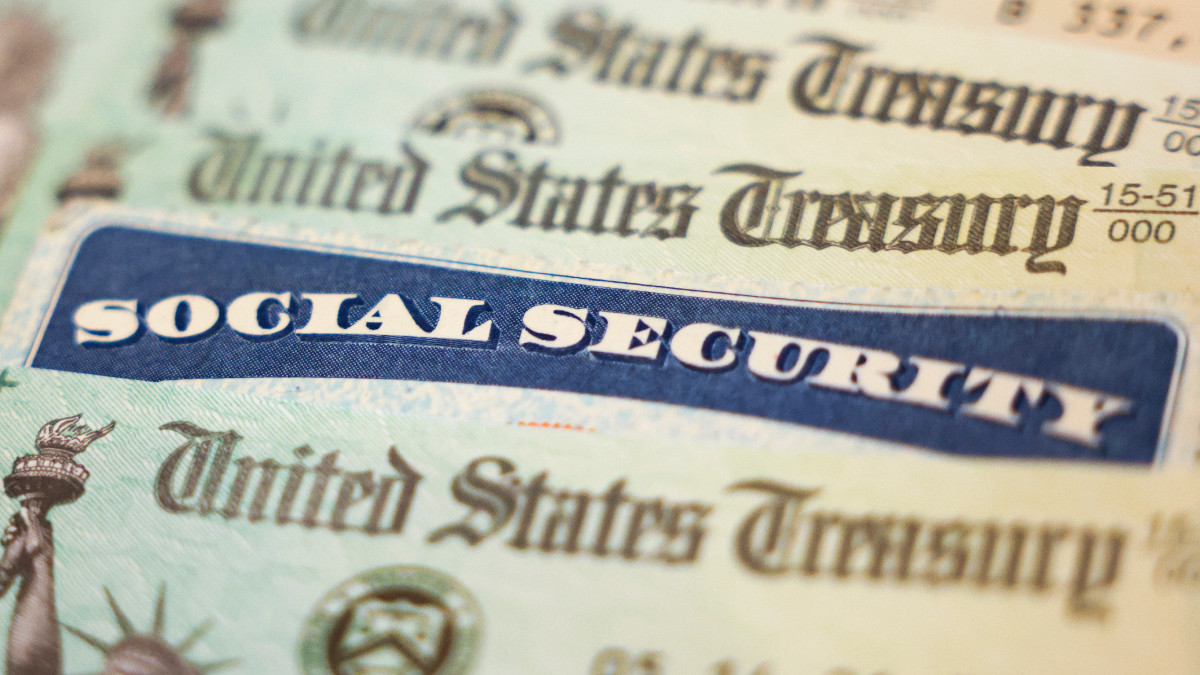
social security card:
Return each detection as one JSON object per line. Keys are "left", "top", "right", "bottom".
{"left": 1, "top": 206, "right": 1194, "bottom": 465}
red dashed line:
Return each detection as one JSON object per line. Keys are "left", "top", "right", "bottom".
{"left": 508, "top": 420, "right": 596, "bottom": 433}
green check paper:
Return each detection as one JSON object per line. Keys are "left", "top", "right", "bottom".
{"left": 0, "top": 367, "right": 1198, "bottom": 673}
{"left": 0, "top": 0, "right": 1198, "bottom": 673}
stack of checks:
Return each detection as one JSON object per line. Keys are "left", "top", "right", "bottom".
{"left": 0, "top": 1, "right": 1196, "bottom": 672}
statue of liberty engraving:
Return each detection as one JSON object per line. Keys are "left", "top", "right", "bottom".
{"left": 0, "top": 416, "right": 230, "bottom": 674}
{"left": 149, "top": 0, "right": 227, "bottom": 117}
{"left": 0, "top": 10, "right": 58, "bottom": 221}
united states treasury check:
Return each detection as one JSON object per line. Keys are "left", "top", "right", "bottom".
{"left": 1, "top": 367, "right": 1200, "bottom": 673}
{"left": 3, "top": 0, "right": 1200, "bottom": 317}
{"left": 1, "top": 206, "right": 1196, "bottom": 466}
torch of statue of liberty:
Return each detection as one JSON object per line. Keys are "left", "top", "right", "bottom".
{"left": 2, "top": 414, "right": 110, "bottom": 525}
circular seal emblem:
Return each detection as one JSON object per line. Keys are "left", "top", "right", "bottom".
{"left": 299, "top": 566, "right": 482, "bottom": 675}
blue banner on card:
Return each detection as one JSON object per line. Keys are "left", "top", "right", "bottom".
{"left": 29, "top": 225, "right": 1180, "bottom": 463}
